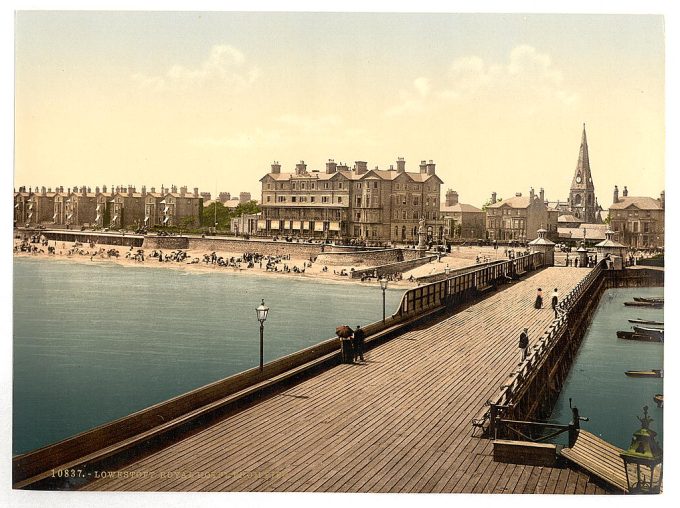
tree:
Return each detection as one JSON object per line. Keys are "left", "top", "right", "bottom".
{"left": 481, "top": 197, "right": 501, "bottom": 211}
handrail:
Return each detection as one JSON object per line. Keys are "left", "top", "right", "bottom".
{"left": 474, "top": 260, "right": 606, "bottom": 432}
{"left": 396, "top": 252, "right": 544, "bottom": 319}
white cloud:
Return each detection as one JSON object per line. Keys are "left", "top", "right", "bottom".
{"left": 386, "top": 45, "right": 578, "bottom": 116}
{"left": 132, "top": 44, "right": 259, "bottom": 93}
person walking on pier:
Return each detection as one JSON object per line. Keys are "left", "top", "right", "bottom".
{"left": 534, "top": 288, "right": 543, "bottom": 309}
{"left": 352, "top": 325, "right": 365, "bottom": 362}
{"left": 551, "top": 288, "right": 559, "bottom": 317}
{"left": 518, "top": 328, "right": 529, "bottom": 363}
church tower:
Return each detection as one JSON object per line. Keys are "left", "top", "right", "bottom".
{"left": 568, "top": 124, "right": 597, "bottom": 223}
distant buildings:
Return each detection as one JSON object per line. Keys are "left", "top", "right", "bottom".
{"left": 440, "top": 189, "right": 485, "bottom": 240}
{"left": 485, "top": 188, "right": 553, "bottom": 242}
{"left": 259, "top": 158, "right": 443, "bottom": 243}
{"left": 14, "top": 184, "right": 204, "bottom": 229}
{"left": 608, "top": 186, "right": 664, "bottom": 249}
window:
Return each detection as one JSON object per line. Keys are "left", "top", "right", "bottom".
{"left": 356, "top": 197, "right": 362, "bottom": 207}
{"left": 402, "top": 195, "right": 407, "bottom": 205}
{"left": 266, "top": 196, "right": 271, "bottom": 203}
{"left": 324, "top": 183, "right": 329, "bottom": 189}
{"left": 356, "top": 183, "right": 362, "bottom": 189}
{"left": 402, "top": 210, "right": 407, "bottom": 220}
{"left": 413, "top": 197, "right": 419, "bottom": 206}
{"left": 337, "top": 197, "right": 342, "bottom": 203}
{"left": 267, "top": 184, "right": 271, "bottom": 190}
{"left": 374, "top": 182, "right": 378, "bottom": 189}
{"left": 310, "top": 197, "right": 315, "bottom": 203}
{"left": 292, "top": 196, "right": 297, "bottom": 202}
{"left": 322, "top": 196, "right": 329, "bottom": 203}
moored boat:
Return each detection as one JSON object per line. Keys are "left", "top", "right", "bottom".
{"left": 633, "top": 326, "right": 664, "bottom": 341}
{"left": 624, "top": 301, "right": 663, "bottom": 308}
{"left": 617, "top": 331, "right": 663, "bottom": 343}
{"left": 625, "top": 369, "right": 663, "bottom": 378}
{"left": 633, "top": 296, "right": 664, "bottom": 303}
{"left": 654, "top": 394, "right": 663, "bottom": 408}
{"left": 628, "top": 319, "right": 664, "bottom": 326}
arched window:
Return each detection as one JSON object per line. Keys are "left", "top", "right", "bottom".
{"left": 573, "top": 194, "right": 582, "bottom": 206}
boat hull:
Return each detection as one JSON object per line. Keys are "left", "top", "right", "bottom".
{"left": 617, "top": 331, "right": 663, "bottom": 343}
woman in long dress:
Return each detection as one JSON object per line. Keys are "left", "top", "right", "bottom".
{"left": 534, "top": 288, "right": 543, "bottom": 309}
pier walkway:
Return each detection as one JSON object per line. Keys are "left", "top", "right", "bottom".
{"left": 84, "top": 267, "right": 607, "bottom": 493}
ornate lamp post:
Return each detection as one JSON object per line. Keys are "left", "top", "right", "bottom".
{"left": 620, "top": 406, "right": 663, "bottom": 494}
{"left": 379, "top": 278, "right": 388, "bottom": 322}
{"left": 255, "top": 299, "right": 270, "bottom": 371}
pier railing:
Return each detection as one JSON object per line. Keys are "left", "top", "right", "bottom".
{"left": 396, "top": 252, "right": 544, "bottom": 318}
{"left": 474, "top": 260, "right": 606, "bottom": 437}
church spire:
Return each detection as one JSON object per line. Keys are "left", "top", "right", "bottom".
{"left": 572, "top": 123, "right": 593, "bottom": 190}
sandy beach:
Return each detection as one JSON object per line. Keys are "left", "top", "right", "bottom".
{"left": 13, "top": 237, "right": 509, "bottom": 287}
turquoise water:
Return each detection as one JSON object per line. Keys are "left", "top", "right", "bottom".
{"left": 13, "top": 257, "right": 404, "bottom": 455}
{"left": 549, "top": 287, "right": 664, "bottom": 449}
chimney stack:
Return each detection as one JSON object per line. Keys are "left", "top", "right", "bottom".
{"left": 354, "top": 161, "right": 368, "bottom": 175}
{"left": 271, "top": 161, "right": 281, "bottom": 174}
{"left": 41, "top": 186, "right": 46, "bottom": 194}
{"left": 660, "top": 190, "right": 665, "bottom": 209}
{"left": 171, "top": 185, "right": 177, "bottom": 193}
{"left": 426, "top": 160, "right": 436, "bottom": 176}
{"left": 613, "top": 185, "right": 619, "bottom": 204}
{"left": 539, "top": 187, "right": 545, "bottom": 203}
{"left": 239, "top": 192, "right": 251, "bottom": 203}
{"left": 193, "top": 187, "right": 199, "bottom": 198}
{"left": 623, "top": 186, "right": 628, "bottom": 197}
{"left": 419, "top": 160, "right": 427, "bottom": 174}
{"left": 150, "top": 186, "right": 156, "bottom": 193}
{"left": 141, "top": 185, "right": 147, "bottom": 196}
{"left": 295, "top": 161, "right": 307, "bottom": 175}
{"left": 491, "top": 192, "right": 497, "bottom": 204}
{"left": 326, "top": 159, "right": 337, "bottom": 174}
{"left": 396, "top": 157, "right": 406, "bottom": 173}
{"left": 530, "top": 187, "right": 535, "bottom": 200}
{"left": 180, "top": 186, "right": 187, "bottom": 197}
{"left": 445, "top": 189, "right": 459, "bottom": 207}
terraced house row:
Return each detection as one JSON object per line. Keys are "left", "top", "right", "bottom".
{"left": 13, "top": 184, "right": 203, "bottom": 229}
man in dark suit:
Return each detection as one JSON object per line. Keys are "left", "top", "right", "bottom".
{"left": 352, "top": 325, "right": 365, "bottom": 362}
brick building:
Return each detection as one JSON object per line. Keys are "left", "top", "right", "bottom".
{"left": 608, "top": 186, "right": 664, "bottom": 249}
{"left": 485, "top": 188, "right": 550, "bottom": 242}
{"left": 259, "top": 158, "right": 443, "bottom": 244}
{"left": 440, "top": 189, "right": 485, "bottom": 240}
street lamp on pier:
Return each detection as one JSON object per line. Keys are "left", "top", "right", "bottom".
{"left": 255, "top": 299, "right": 270, "bottom": 371}
{"left": 379, "top": 278, "right": 388, "bottom": 323}
{"left": 620, "top": 406, "right": 663, "bottom": 494}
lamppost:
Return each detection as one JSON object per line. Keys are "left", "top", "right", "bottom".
{"left": 379, "top": 278, "right": 388, "bottom": 323}
{"left": 620, "top": 406, "right": 663, "bottom": 494}
{"left": 255, "top": 299, "right": 269, "bottom": 371}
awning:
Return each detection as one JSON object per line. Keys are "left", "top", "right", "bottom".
{"left": 163, "top": 217, "right": 169, "bottom": 224}
{"left": 163, "top": 207, "right": 169, "bottom": 213}
{"left": 53, "top": 213, "right": 58, "bottom": 219}
{"left": 67, "top": 213, "right": 73, "bottom": 219}
{"left": 144, "top": 216, "right": 149, "bottom": 223}
{"left": 292, "top": 220, "right": 301, "bottom": 230}
{"left": 28, "top": 204, "right": 33, "bottom": 210}
{"left": 96, "top": 215, "right": 101, "bottom": 221}
{"left": 14, "top": 204, "right": 19, "bottom": 208}
{"left": 329, "top": 221, "right": 341, "bottom": 231}
{"left": 28, "top": 213, "right": 33, "bottom": 218}
{"left": 314, "top": 222, "right": 324, "bottom": 232}
{"left": 302, "top": 221, "right": 309, "bottom": 230}
{"left": 112, "top": 215, "right": 119, "bottom": 221}
{"left": 284, "top": 220, "right": 292, "bottom": 229}
{"left": 270, "top": 221, "right": 280, "bottom": 230}
{"left": 257, "top": 220, "right": 266, "bottom": 230}
{"left": 96, "top": 204, "right": 101, "bottom": 211}
{"left": 160, "top": 200, "right": 166, "bottom": 204}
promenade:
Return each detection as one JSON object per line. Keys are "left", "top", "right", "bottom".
{"left": 83, "top": 267, "right": 607, "bottom": 494}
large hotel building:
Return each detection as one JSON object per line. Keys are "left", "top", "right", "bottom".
{"left": 259, "top": 158, "right": 443, "bottom": 244}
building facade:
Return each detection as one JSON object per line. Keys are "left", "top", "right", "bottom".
{"left": 259, "top": 158, "right": 443, "bottom": 244}
{"left": 608, "top": 186, "right": 664, "bottom": 249}
{"left": 485, "top": 188, "right": 549, "bottom": 242}
{"left": 440, "top": 189, "right": 485, "bottom": 240}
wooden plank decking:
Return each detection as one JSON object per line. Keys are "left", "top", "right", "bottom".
{"left": 83, "top": 267, "right": 607, "bottom": 494}
{"left": 560, "top": 430, "right": 628, "bottom": 493}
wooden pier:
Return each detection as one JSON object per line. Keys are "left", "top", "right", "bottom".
{"left": 81, "top": 267, "right": 609, "bottom": 493}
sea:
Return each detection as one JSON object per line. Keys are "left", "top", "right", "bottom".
{"left": 12, "top": 256, "right": 404, "bottom": 455}
{"left": 549, "top": 286, "right": 664, "bottom": 449}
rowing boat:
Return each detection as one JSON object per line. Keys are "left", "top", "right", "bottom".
{"left": 633, "top": 296, "right": 664, "bottom": 303}
{"left": 624, "top": 301, "right": 663, "bottom": 308}
{"left": 628, "top": 319, "right": 664, "bottom": 326}
{"left": 625, "top": 369, "right": 663, "bottom": 378}
{"left": 617, "top": 331, "right": 663, "bottom": 343}
{"left": 633, "top": 326, "right": 664, "bottom": 340}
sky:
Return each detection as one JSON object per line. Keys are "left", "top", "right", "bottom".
{"left": 13, "top": 10, "right": 665, "bottom": 209}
